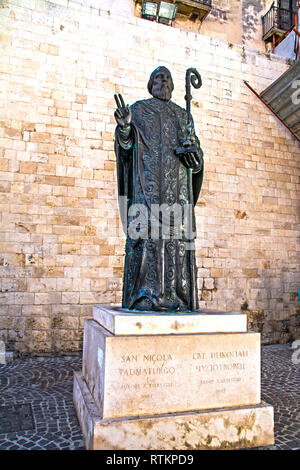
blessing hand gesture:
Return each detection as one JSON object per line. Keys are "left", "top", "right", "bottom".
{"left": 114, "top": 94, "right": 132, "bottom": 128}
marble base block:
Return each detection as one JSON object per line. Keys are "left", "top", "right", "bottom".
{"left": 74, "top": 307, "right": 274, "bottom": 450}
{"left": 73, "top": 371, "right": 275, "bottom": 450}
{"left": 82, "top": 319, "right": 260, "bottom": 419}
{"left": 93, "top": 305, "right": 247, "bottom": 335}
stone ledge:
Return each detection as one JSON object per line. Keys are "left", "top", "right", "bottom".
{"left": 93, "top": 304, "right": 247, "bottom": 335}
{"left": 73, "top": 371, "right": 275, "bottom": 450}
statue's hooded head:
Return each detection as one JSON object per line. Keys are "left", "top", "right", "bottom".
{"left": 147, "top": 66, "right": 174, "bottom": 102}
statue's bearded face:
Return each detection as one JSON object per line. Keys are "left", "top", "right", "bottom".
{"left": 151, "top": 69, "right": 173, "bottom": 101}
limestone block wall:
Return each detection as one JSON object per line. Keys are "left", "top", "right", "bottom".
{"left": 0, "top": 0, "right": 299, "bottom": 355}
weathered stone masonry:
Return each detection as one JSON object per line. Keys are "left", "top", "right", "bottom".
{"left": 0, "top": 0, "right": 299, "bottom": 355}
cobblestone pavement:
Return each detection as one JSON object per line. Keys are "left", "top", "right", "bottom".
{"left": 0, "top": 344, "right": 299, "bottom": 450}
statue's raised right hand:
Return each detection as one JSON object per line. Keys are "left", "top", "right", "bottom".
{"left": 114, "top": 94, "right": 132, "bottom": 128}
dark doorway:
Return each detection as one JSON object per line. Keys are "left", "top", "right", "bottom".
{"left": 279, "top": 0, "right": 297, "bottom": 30}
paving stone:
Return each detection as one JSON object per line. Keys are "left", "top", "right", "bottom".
{"left": 0, "top": 345, "right": 299, "bottom": 450}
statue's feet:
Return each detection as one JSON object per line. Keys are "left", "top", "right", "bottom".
{"left": 133, "top": 297, "right": 153, "bottom": 311}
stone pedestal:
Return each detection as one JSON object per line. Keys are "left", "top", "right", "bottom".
{"left": 73, "top": 305, "right": 275, "bottom": 450}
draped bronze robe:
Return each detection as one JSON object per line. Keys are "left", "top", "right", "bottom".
{"left": 115, "top": 97, "right": 204, "bottom": 312}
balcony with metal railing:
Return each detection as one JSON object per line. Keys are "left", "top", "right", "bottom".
{"left": 138, "top": 0, "right": 212, "bottom": 6}
{"left": 175, "top": 0, "right": 212, "bottom": 21}
{"left": 262, "top": 3, "right": 296, "bottom": 42}
{"left": 138, "top": 0, "right": 213, "bottom": 25}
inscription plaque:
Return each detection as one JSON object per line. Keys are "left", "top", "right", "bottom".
{"left": 83, "top": 319, "right": 260, "bottom": 419}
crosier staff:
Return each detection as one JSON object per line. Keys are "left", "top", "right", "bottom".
{"left": 175, "top": 67, "right": 202, "bottom": 312}
{"left": 175, "top": 67, "right": 202, "bottom": 159}
{"left": 185, "top": 68, "right": 202, "bottom": 122}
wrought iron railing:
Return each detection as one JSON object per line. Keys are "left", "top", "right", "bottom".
{"left": 262, "top": 4, "right": 296, "bottom": 38}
